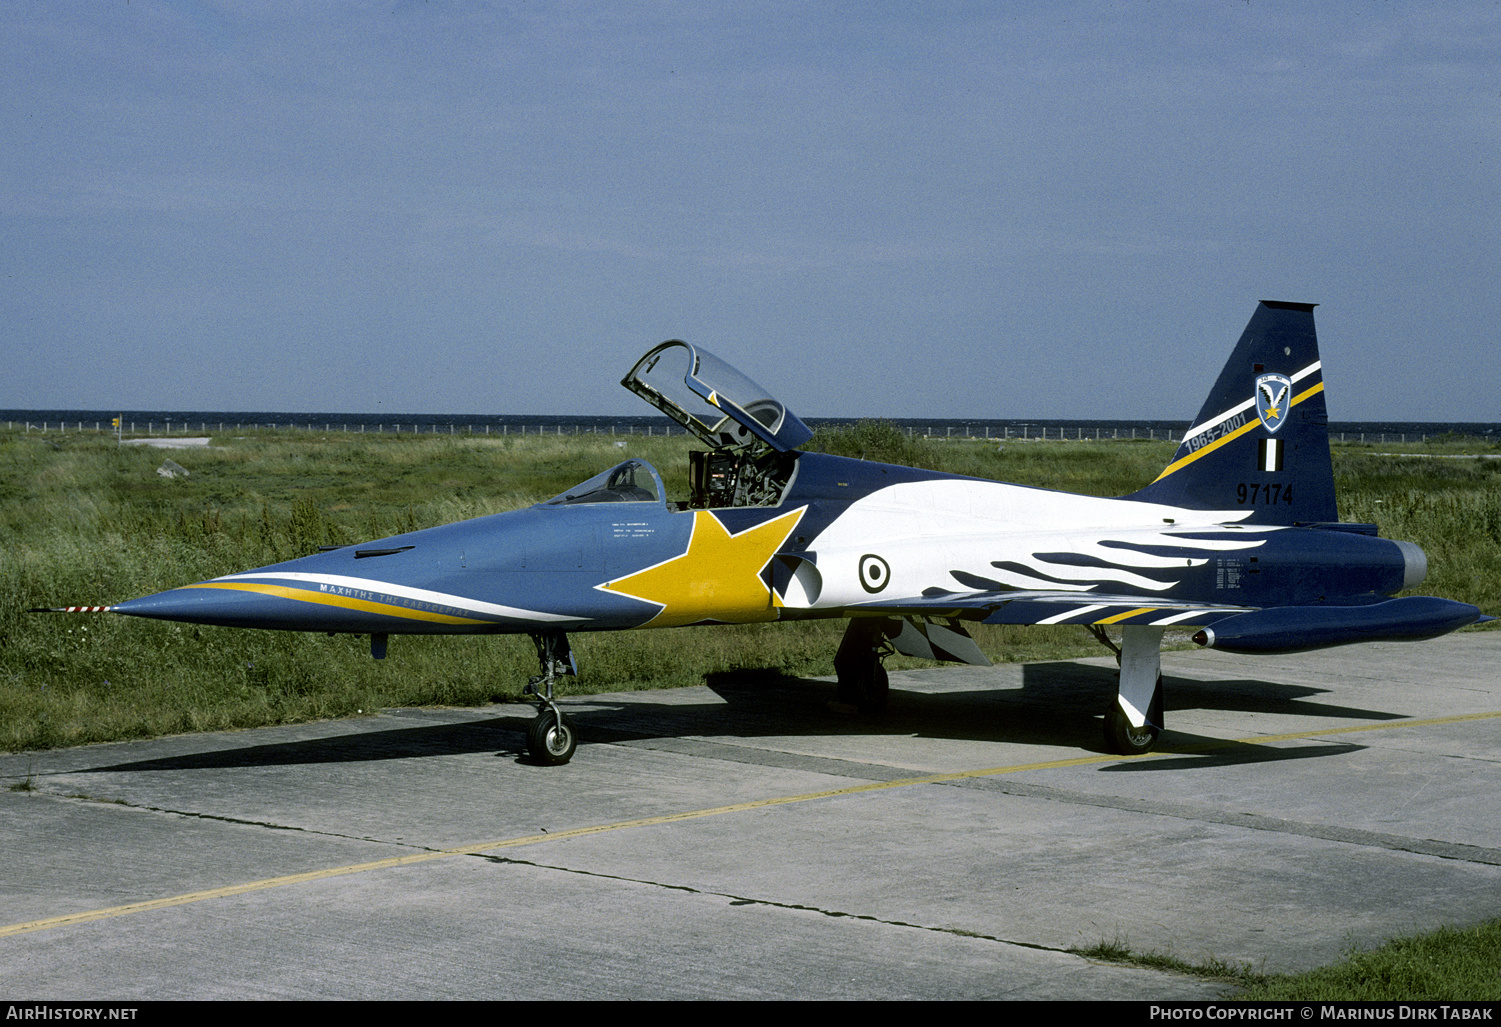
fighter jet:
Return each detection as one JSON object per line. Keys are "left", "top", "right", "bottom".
{"left": 40, "top": 302, "right": 1488, "bottom": 764}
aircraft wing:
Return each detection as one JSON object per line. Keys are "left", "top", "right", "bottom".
{"left": 844, "top": 590, "right": 1487, "bottom": 656}
{"left": 843, "top": 590, "right": 1258, "bottom": 629}
{"left": 828, "top": 591, "right": 1254, "bottom": 669}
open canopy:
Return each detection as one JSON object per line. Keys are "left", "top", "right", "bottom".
{"left": 621, "top": 340, "right": 813, "bottom": 452}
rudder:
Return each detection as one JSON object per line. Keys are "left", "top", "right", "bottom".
{"left": 1126, "top": 301, "right": 1337, "bottom": 524}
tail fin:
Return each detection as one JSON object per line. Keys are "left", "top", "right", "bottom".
{"left": 1126, "top": 300, "right": 1337, "bottom": 525}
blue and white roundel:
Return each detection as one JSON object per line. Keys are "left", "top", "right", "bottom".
{"left": 858, "top": 554, "right": 891, "bottom": 593}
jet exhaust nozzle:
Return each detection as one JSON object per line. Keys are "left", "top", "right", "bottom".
{"left": 1392, "top": 539, "right": 1428, "bottom": 590}
{"left": 1192, "top": 596, "right": 1483, "bottom": 655}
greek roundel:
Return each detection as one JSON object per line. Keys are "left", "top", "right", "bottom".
{"left": 1255, "top": 373, "right": 1292, "bottom": 434}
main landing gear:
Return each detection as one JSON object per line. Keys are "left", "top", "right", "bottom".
{"left": 834, "top": 618, "right": 893, "bottom": 714}
{"left": 1103, "top": 671, "right": 1163, "bottom": 755}
{"left": 1094, "top": 624, "right": 1165, "bottom": 756}
{"left": 523, "top": 631, "right": 578, "bottom": 765}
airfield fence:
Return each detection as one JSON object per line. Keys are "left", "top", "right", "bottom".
{"left": 5, "top": 420, "right": 1491, "bottom": 446}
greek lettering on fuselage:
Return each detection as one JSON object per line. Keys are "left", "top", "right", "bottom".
{"left": 318, "top": 582, "right": 467, "bottom": 619}
{"left": 1186, "top": 412, "right": 1247, "bottom": 452}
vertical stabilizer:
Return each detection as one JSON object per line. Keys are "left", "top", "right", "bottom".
{"left": 1126, "top": 301, "right": 1337, "bottom": 524}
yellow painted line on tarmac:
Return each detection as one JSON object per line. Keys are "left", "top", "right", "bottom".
{"left": 1219, "top": 708, "right": 1501, "bottom": 746}
{"left": 6, "top": 706, "right": 1500, "bottom": 940}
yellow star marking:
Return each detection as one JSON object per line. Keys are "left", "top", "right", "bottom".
{"left": 600, "top": 507, "right": 805, "bottom": 627}
{"left": 1263, "top": 404, "right": 1281, "bottom": 420}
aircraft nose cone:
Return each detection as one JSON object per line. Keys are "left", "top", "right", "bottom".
{"left": 111, "top": 583, "right": 311, "bottom": 629}
{"left": 107, "top": 571, "right": 567, "bottom": 634}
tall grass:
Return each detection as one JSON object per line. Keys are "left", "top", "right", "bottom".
{"left": 2, "top": 425, "right": 1494, "bottom": 751}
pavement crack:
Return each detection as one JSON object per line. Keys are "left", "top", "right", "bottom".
{"left": 49, "top": 789, "right": 413, "bottom": 846}
{"left": 466, "top": 850, "right": 1072, "bottom": 957}
{"left": 610, "top": 738, "right": 1501, "bottom": 868}
{"left": 964, "top": 779, "right": 1501, "bottom": 867}
{"left": 58, "top": 791, "right": 311, "bottom": 831}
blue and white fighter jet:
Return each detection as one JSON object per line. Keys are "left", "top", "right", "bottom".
{"left": 56, "top": 302, "right": 1489, "bottom": 764}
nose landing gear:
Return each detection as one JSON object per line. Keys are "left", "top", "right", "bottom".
{"left": 523, "top": 631, "right": 578, "bottom": 765}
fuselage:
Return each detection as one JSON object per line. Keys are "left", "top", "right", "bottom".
{"left": 73, "top": 308, "right": 1488, "bottom": 766}
{"left": 110, "top": 451, "right": 1422, "bottom": 637}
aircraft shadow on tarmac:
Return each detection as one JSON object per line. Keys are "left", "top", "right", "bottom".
{"left": 79, "top": 660, "right": 1393, "bottom": 776}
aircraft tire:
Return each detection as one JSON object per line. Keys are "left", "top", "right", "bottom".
{"left": 1103, "top": 669, "right": 1163, "bottom": 755}
{"left": 861, "top": 663, "right": 889, "bottom": 715}
{"left": 836, "top": 660, "right": 889, "bottom": 713}
{"left": 527, "top": 710, "right": 577, "bottom": 766}
{"left": 1103, "top": 706, "right": 1158, "bottom": 755}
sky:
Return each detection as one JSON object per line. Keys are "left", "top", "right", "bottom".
{"left": 2, "top": 1, "right": 1497, "bottom": 420}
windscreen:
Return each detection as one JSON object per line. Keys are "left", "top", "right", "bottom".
{"left": 544, "top": 459, "right": 663, "bottom": 505}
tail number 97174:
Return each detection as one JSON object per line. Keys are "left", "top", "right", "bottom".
{"left": 1237, "top": 482, "right": 1293, "bottom": 505}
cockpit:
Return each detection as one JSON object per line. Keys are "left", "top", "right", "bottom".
{"left": 544, "top": 459, "right": 663, "bottom": 506}
{"left": 545, "top": 341, "right": 810, "bottom": 512}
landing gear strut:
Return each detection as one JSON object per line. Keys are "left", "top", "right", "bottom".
{"left": 523, "top": 631, "right": 578, "bottom": 765}
{"left": 1104, "top": 671, "right": 1163, "bottom": 755}
{"left": 834, "top": 618, "right": 893, "bottom": 713}
{"left": 1100, "top": 625, "right": 1165, "bottom": 756}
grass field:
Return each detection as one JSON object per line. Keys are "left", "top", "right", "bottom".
{"left": 4, "top": 423, "right": 1499, "bottom": 999}
{"left": 2, "top": 423, "right": 1496, "bottom": 752}
{"left": 1233, "top": 917, "right": 1501, "bottom": 999}
{"left": 1077, "top": 916, "right": 1501, "bottom": 999}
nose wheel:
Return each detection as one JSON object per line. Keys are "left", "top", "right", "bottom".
{"left": 527, "top": 706, "right": 577, "bottom": 765}
{"left": 523, "top": 631, "right": 579, "bottom": 765}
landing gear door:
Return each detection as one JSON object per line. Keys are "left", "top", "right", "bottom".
{"left": 621, "top": 340, "right": 814, "bottom": 453}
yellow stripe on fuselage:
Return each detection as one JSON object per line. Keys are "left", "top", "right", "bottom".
{"left": 1150, "top": 381, "right": 1324, "bottom": 484}
{"left": 186, "top": 582, "right": 492, "bottom": 626}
